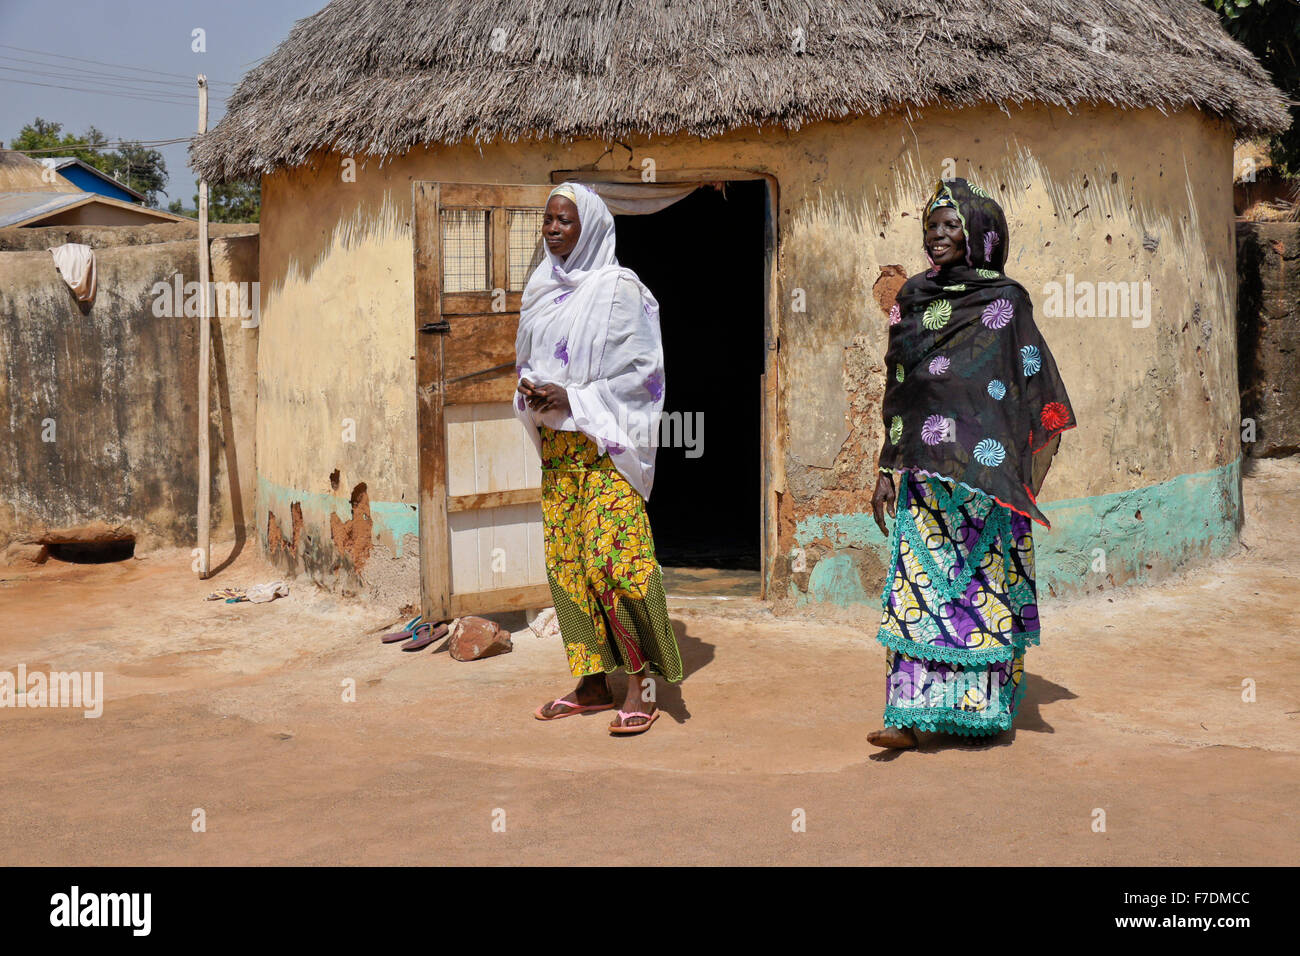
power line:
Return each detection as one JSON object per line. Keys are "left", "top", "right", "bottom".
{"left": 0, "top": 75, "right": 212, "bottom": 107}
{"left": 0, "top": 65, "right": 197, "bottom": 104}
{"left": 0, "top": 53, "right": 222, "bottom": 95}
{"left": 15, "top": 138, "right": 193, "bottom": 154}
{"left": 0, "top": 44, "right": 236, "bottom": 87}
{"left": 0, "top": 76, "right": 225, "bottom": 108}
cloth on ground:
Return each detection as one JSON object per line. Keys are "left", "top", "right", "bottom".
{"left": 205, "top": 581, "right": 289, "bottom": 604}
{"left": 528, "top": 606, "right": 562, "bottom": 640}
{"left": 246, "top": 581, "right": 289, "bottom": 603}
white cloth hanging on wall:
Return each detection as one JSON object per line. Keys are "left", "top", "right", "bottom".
{"left": 50, "top": 243, "right": 96, "bottom": 302}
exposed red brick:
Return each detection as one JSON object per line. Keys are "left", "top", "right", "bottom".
{"left": 329, "top": 483, "right": 374, "bottom": 573}
{"left": 872, "top": 264, "right": 908, "bottom": 318}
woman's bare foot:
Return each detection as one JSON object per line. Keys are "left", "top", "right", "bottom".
{"left": 867, "top": 726, "right": 918, "bottom": 749}
{"left": 610, "top": 672, "right": 657, "bottom": 730}
{"left": 537, "top": 673, "right": 612, "bottom": 718}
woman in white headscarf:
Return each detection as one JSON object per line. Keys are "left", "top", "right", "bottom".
{"left": 518, "top": 182, "right": 683, "bottom": 735}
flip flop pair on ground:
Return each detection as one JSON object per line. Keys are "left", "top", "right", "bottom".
{"left": 379, "top": 615, "right": 448, "bottom": 652}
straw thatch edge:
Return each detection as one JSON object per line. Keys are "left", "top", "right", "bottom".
{"left": 191, "top": 0, "right": 1293, "bottom": 182}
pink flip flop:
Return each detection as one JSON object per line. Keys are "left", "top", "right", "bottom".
{"left": 380, "top": 614, "right": 424, "bottom": 643}
{"left": 534, "top": 698, "right": 616, "bottom": 721}
{"left": 401, "top": 621, "right": 448, "bottom": 652}
{"left": 609, "top": 709, "right": 661, "bottom": 735}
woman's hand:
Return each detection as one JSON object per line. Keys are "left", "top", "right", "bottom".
{"left": 518, "top": 379, "right": 570, "bottom": 415}
{"left": 871, "top": 472, "right": 896, "bottom": 537}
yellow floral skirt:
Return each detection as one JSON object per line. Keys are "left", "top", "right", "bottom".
{"left": 540, "top": 427, "right": 683, "bottom": 683}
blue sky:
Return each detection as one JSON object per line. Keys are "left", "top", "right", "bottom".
{"left": 0, "top": 0, "right": 326, "bottom": 204}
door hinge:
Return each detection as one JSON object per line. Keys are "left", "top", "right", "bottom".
{"left": 419, "top": 320, "right": 451, "bottom": 334}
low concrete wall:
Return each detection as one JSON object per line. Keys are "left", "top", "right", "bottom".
{"left": 0, "top": 226, "right": 259, "bottom": 560}
{"left": 0, "top": 222, "right": 258, "bottom": 252}
{"left": 1237, "top": 220, "right": 1300, "bottom": 458}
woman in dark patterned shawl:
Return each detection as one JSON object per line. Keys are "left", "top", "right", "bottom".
{"left": 867, "top": 178, "right": 1075, "bottom": 749}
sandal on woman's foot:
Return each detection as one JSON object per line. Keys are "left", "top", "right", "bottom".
{"left": 609, "top": 709, "right": 661, "bottom": 736}
{"left": 534, "top": 698, "right": 615, "bottom": 721}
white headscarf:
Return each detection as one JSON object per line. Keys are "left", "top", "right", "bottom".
{"left": 515, "top": 182, "right": 666, "bottom": 499}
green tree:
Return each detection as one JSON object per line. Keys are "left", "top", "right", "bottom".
{"left": 100, "top": 142, "right": 169, "bottom": 207}
{"left": 1204, "top": 0, "right": 1300, "bottom": 174}
{"left": 208, "top": 179, "right": 260, "bottom": 223}
{"left": 8, "top": 118, "right": 169, "bottom": 207}
{"left": 166, "top": 197, "right": 196, "bottom": 218}
{"left": 169, "top": 179, "right": 260, "bottom": 223}
{"left": 9, "top": 118, "right": 109, "bottom": 167}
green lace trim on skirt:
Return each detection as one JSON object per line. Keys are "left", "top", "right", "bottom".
{"left": 875, "top": 626, "right": 1040, "bottom": 665}
{"left": 883, "top": 675, "right": 1029, "bottom": 736}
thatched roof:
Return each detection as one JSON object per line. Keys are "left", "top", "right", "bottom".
{"left": 0, "top": 149, "right": 80, "bottom": 194}
{"left": 1234, "top": 137, "right": 1280, "bottom": 184}
{"left": 191, "top": 0, "right": 1293, "bottom": 182}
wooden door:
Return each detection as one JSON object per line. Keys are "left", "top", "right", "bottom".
{"left": 413, "top": 182, "right": 556, "bottom": 621}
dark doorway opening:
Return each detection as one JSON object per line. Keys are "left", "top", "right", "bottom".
{"left": 612, "top": 180, "right": 766, "bottom": 586}
{"left": 46, "top": 537, "right": 136, "bottom": 564}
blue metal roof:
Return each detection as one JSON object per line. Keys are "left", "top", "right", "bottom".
{"left": 47, "top": 157, "right": 148, "bottom": 204}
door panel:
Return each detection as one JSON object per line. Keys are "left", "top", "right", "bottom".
{"left": 442, "top": 313, "right": 519, "bottom": 404}
{"left": 413, "top": 181, "right": 555, "bottom": 621}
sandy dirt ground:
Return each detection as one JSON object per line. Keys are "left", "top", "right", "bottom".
{"left": 1, "top": 460, "right": 1297, "bottom": 866}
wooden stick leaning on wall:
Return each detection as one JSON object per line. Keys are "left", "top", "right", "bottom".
{"left": 196, "top": 74, "right": 211, "bottom": 579}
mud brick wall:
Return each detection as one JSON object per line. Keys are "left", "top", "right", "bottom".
{"left": 0, "top": 226, "right": 259, "bottom": 556}
{"left": 1237, "top": 220, "right": 1300, "bottom": 458}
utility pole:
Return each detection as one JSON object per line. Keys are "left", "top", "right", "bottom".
{"left": 196, "top": 73, "right": 211, "bottom": 579}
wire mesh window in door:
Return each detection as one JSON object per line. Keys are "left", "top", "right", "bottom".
{"left": 507, "top": 209, "right": 546, "bottom": 290}
{"left": 440, "top": 209, "right": 488, "bottom": 293}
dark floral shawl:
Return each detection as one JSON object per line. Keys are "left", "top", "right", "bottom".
{"left": 878, "top": 178, "right": 1075, "bottom": 528}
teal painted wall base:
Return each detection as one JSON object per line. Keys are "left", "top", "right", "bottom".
{"left": 253, "top": 459, "right": 1243, "bottom": 604}
{"left": 791, "top": 458, "right": 1242, "bottom": 606}
{"left": 256, "top": 476, "right": 420, "bottom": 558}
